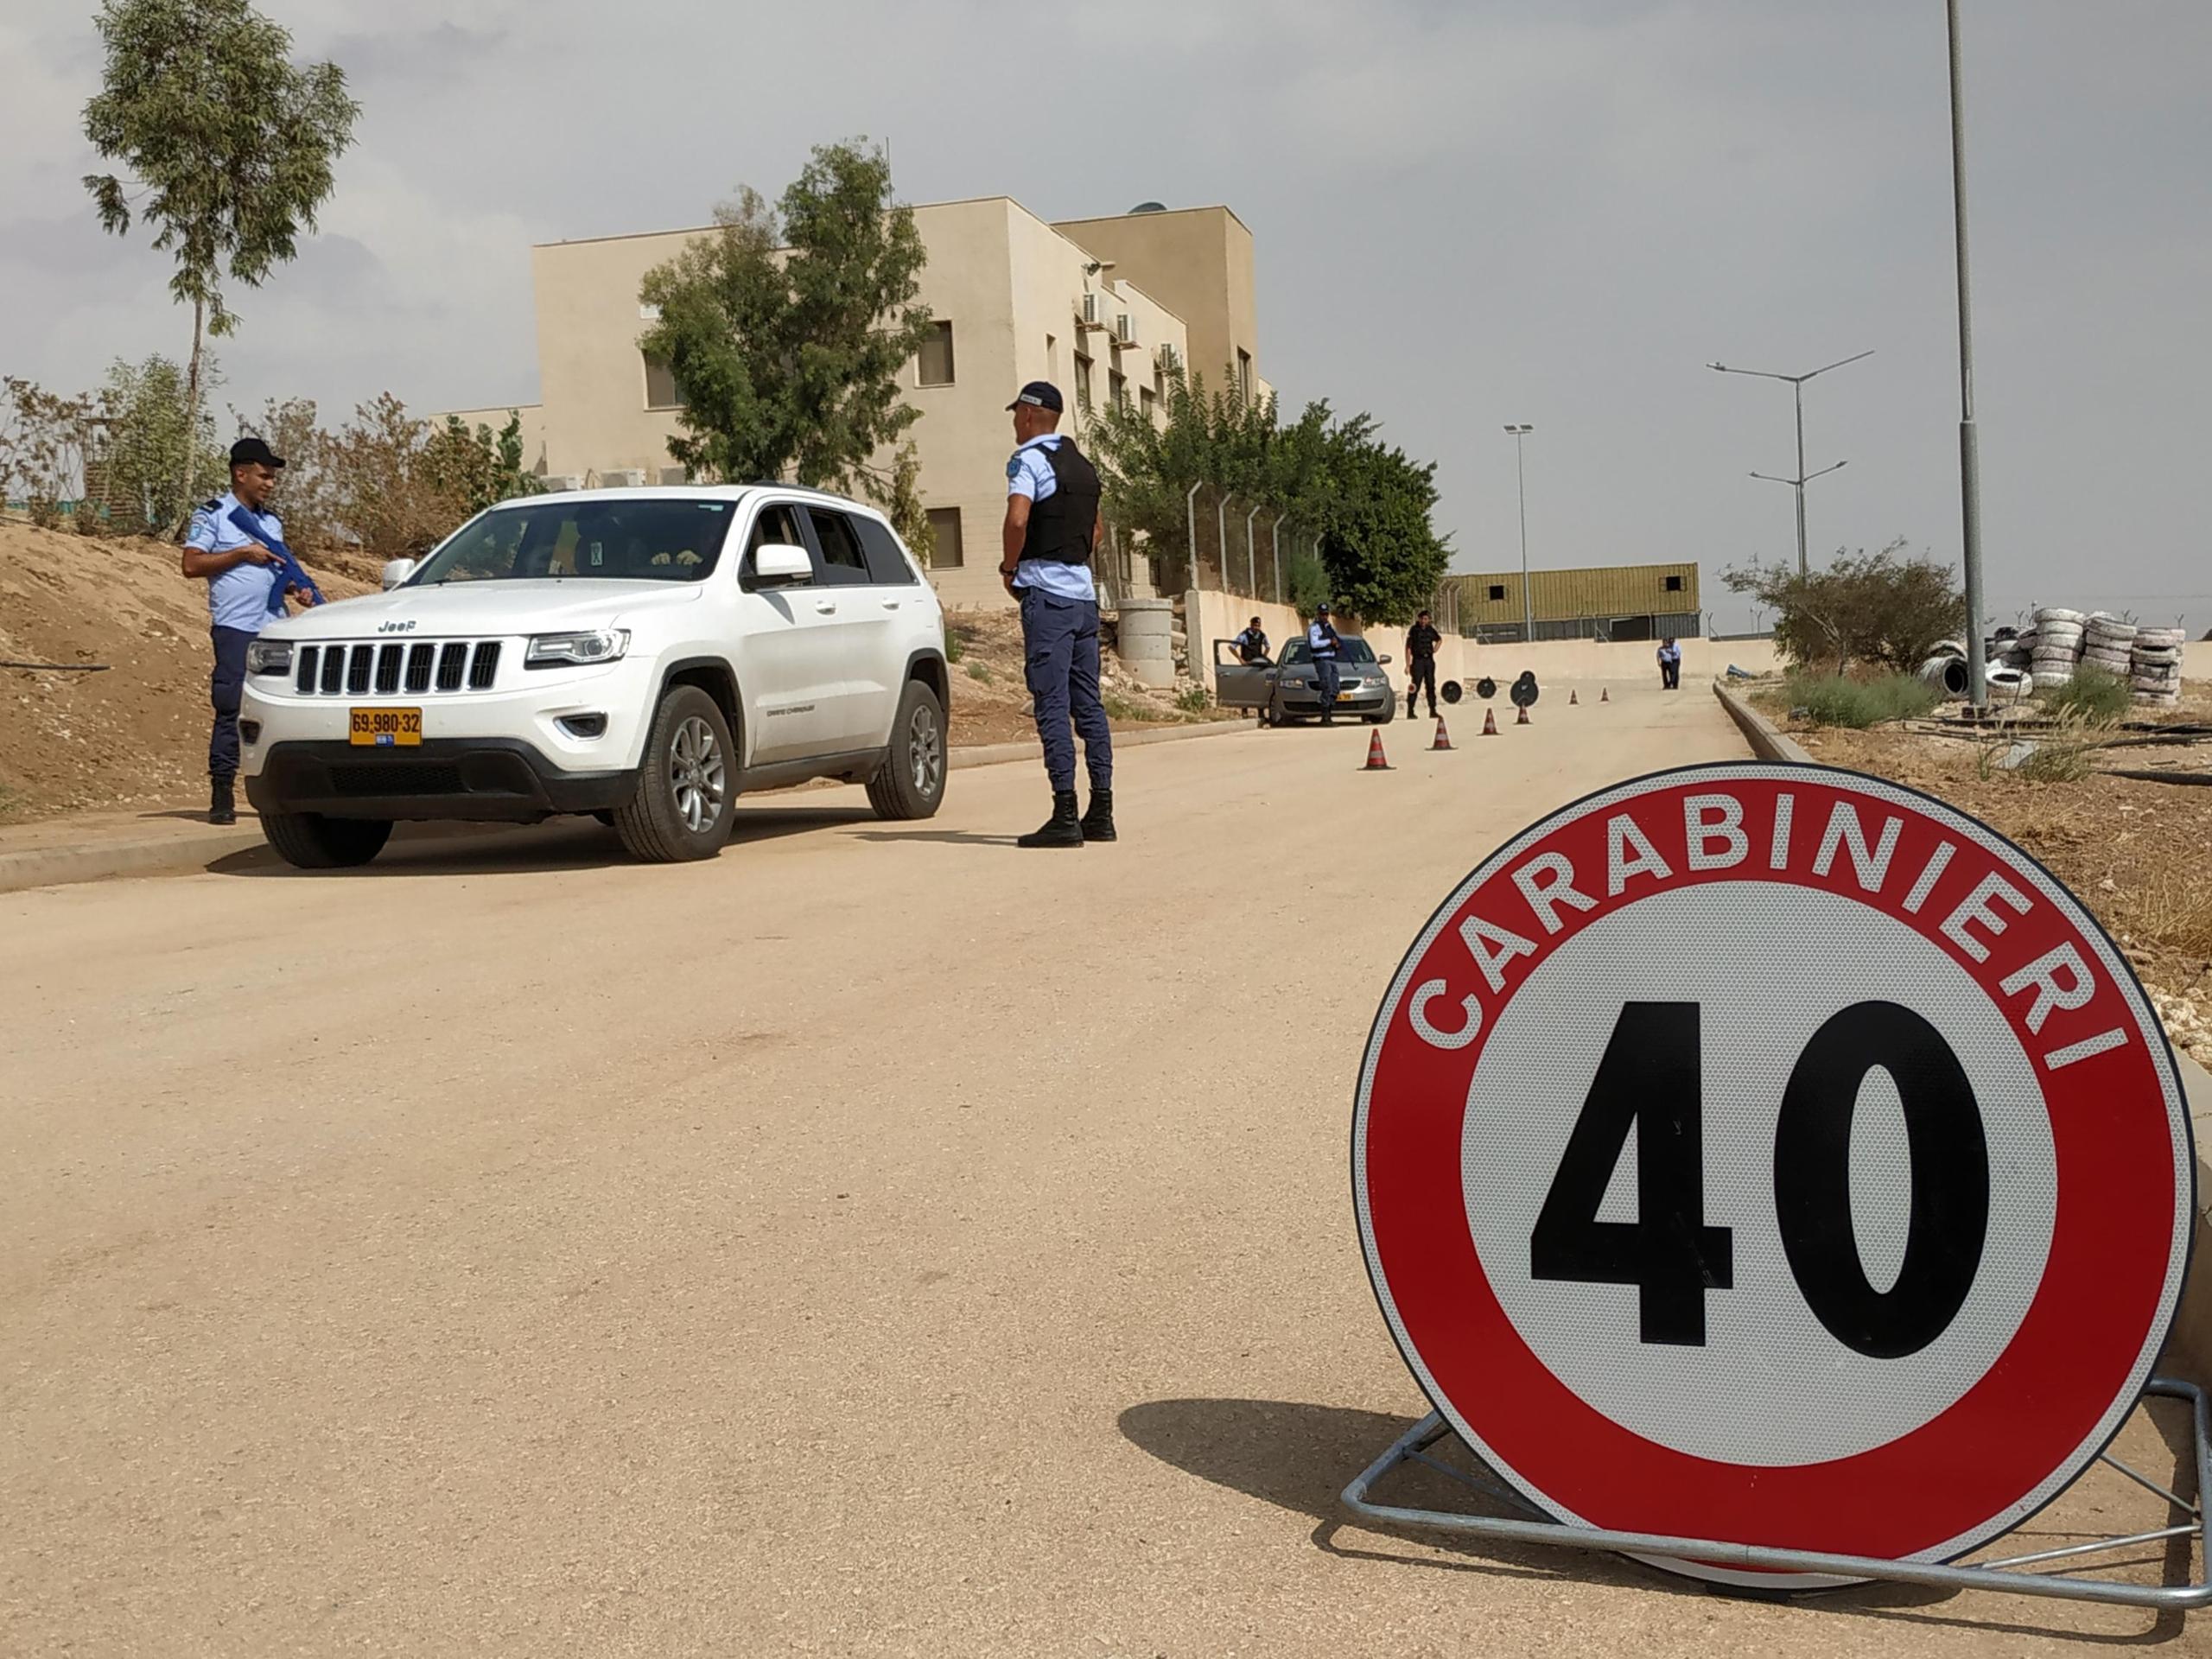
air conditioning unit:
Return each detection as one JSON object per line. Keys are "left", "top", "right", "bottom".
{"left": 1114, "top": 313, "right": 1135, "bottom": 345}
{"left": 1080, "top": 291, "right": 1103, "bottom": 327}
{"left": 601, "top": 468, "right": 647, "bottom": 489}
{"left": 542, "top": 474, "right": 584, "bottom": 493}
{"left": 1154, "top": 343, "right": 1182, "bottom": 374}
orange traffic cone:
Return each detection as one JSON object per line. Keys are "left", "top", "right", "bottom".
{"left": 1431, "top": 715, "right": 1453, "bottom": 751}
{"left": 1516, "top": 704, "right": 1530, "bottom": 726}
{"left": 1569, "top": 688, "right": 1579, "bottom": 706}
{"left": 1362, "top": 728, "right": 1393, "bottom": 771}
{"left": 1600, "top": 686, "right": 1610, "bottom": 703}
{"left": 1480, "top": 708, "right": 1499, "bottom": 736}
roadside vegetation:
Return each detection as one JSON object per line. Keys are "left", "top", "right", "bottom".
{"left": 1777, "top": 672, "right": 1941, "bottom": 729}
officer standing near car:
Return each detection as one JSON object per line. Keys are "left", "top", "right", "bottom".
{"left": 1307, "top": 602, "right": 1345, "bottom": 724}
{"left": 999, "top": 381, "right": 1114, "bottom": 849}
{"left": 1405, "top": 607, "right": 1442, "bottom": 719}
{"left": 181, "top": 436, "right": 315, "bottom": 824}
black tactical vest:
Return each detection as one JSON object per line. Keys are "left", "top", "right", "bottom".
{"left": 1019, "top": 440, "right": 1103, "bottom": 566}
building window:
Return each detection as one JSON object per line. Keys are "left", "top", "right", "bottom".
{"left": 1046, "top": 333, "right": 1058, "bottom": 383}
{"left": 918, "top": 320, "right": 956, "bottom": 387}
{"left": 1236, "top": 348, "right": 1253, "bottom": 402}
{"left": 643, "top": 354, "right": 683, "bottom": 410}
{"left": 1139, "top": 385, "right": 1157, "bottom": 423}
{"left": 1487, "top": 583, "right": 1506, "bottom": 601}
{"left": 1109, "top": 369, "right": 1128, "bottom": 410}
{"left": 1073, "top": 352, "right": 1093, "bottom": 412}
{"left": 1664, "top": 574, "right": 1683, "bottom": 592}
{"left": 926, "top": 506, "right": 964, "bottom": 569}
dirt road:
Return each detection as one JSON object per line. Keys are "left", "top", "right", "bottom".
{"left": 1, "top": 685, "right": 2196, "bottom": 1655}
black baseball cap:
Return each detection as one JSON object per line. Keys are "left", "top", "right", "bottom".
{"left": 1316, "top": 601, "right": 1332, "bottom": 613}
{"left": 229, "top": 435, "right": 285, "bottom": 469}
{"left": 1007, "top": 381, "right": 1064, "bottom": 413}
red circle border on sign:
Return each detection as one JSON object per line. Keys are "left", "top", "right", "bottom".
{"left": 1354, "top": 762, "right": 2194, "bottom": 1564}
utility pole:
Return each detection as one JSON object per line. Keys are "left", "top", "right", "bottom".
{"left": 1504, "top": 424, "right": 1534, "bottom": 642}
{"left": 1709, "top": 351, "right": 1872, "bottom": 574}
{"left": 1948, "top": 0, "right": 1988, "bottom": 709}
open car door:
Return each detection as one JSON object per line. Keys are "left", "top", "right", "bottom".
{"left": 1213, "top": 639, "right": 1275, "bottom": 714}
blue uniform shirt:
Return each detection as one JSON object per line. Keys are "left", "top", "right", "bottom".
{"left": 185, "top": 492, "right": 287, "bottom": 633}
{"left": 1006, "top": 434, "right": 1096, "bottom": 602}
{"left": 1307, "top": 620, "right": 1341, "bottom": 658}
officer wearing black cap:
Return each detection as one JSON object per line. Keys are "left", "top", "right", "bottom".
{"left": 1000, "top": 380, "right": 1114, "bottom": 848}
{"left": 181, "top": 436, "right": 311, "bottom": 824}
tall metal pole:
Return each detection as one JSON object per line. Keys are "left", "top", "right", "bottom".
{"left": 1948, "top": 0, "right": 1988, "bottom": 710}
{"left": 1793, "top": 382, "right": 1808, "bottom": 575}
{"left": 1510, "top": 427, "right": 1533, "bottom": 642}
{"left": 1185, "top": 480, "right": 1202, "bottom": 596}
{"left": 1245, "top": 502, "right": 1262, "bottom": 598}
{"left": 1271, "top": 517, "right": 1282, "bottom": 604}
{"left": 1217, "top": 492, "right": 1231, "bottom": 594}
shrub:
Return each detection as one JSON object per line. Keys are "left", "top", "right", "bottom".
{"left": 1786, "top": 672, "right": 1941, "bottom": 729}
{"left": 944, "top": 629, "right": 965, "bottom": 664}
{"left": 1175, "top": 684, "right": 1209, "bottom": 714}
{"left": 1, "top": 377, "right": 92, "bottom": 527}
{"left": 2038, "top": 664, "right": 2129, "bottom": 725}
{"left": 966, "top": 661, "right": 991, "bottom": 683}
{"left": 1726, "top": 542, "right": 1966, "bottom": 675}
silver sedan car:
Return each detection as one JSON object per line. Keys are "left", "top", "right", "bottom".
{"left": 1212, "top": 636, "right": 1397, "bottom": 726}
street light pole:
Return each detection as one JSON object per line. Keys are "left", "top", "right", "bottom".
{"left": 1948, "top": 0, "right": 1988, "bottom": 710}
{"left": 1504, "top": 424, "right": 1533, "bottom": 642}
{"left": 1709, "top": 350, "right": 1873, "bottom": 575}
{"left": 1245, "top": 502, "right": 1262, "bottom": 598}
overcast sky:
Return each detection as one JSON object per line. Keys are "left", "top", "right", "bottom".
{"left": 4, "top": 0, "right": 2207, "bottom": 631}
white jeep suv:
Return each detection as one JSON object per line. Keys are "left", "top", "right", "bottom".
{"left": 240, "top": 485, "right": 950, "bottom": 868}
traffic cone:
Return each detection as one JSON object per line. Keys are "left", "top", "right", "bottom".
{"left": 1480, "top": 708, "right": 1499, "bottom": 736}
{"left": 1431, "top": 715, "right": 1452, "bottom": 751}
{"left": 1362, "top": 728, "right": 1393, "bottom": 771}
{"left": 1569, "top": 688, "right": 1580, "bottom": 706}
{"left": 1600, "top": 686, "right": 1610, "bottom": 703}
{"left": 1516, "top": 704, "right": 1530, "bottom": 726}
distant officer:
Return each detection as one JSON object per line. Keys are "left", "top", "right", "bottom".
{"left": 1657, "top": 636, "right": 1682, "bottom": 691}
{"left": 1231, "top": 616, "right": 1271, "bottom": 664}
{"left": 1405, "top": 607, "right": 1443, "bottom": 719}
{"left": 998, "top": 381, "right": 1114, "bottom": 848}
{"left": 1307, "top": 602, "right": 1345, "bottom": 723}
{"left": 181, "top": 436, "right": 315, "bottom": 824}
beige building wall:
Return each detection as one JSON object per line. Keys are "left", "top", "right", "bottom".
{"left": 511, "top": 196, "right": 1201, "bottom": 612}
{"left": 1052, "top": 207, "right": 1259, "bottom": 399}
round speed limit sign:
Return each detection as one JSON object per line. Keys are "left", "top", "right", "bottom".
{"left": 1354, "top": 764, "right": 2193, "bottom": 1586}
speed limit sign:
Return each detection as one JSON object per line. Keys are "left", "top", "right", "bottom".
{"left": 1354, "top": 763, "right": 2193, "bottom": 1586}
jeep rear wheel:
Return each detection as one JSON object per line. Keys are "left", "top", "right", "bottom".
{"left": 866, "top": 678, "right": 947, "bottom": 821}
{"left": 262, "top": 811, "right": 393, "bottom": 870}
{"left": 613, "top": 685, "right": 734, "bottom": 861}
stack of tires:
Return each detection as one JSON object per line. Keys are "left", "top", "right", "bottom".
{"left": 2081, "top": 613, "right": 2137, "bottom": 680}
{"left": 2131, "top": 627, "right": 2186, "bottom": 709}
{"left": 2030, "top": 607, "right": 2084, "bottom": 688}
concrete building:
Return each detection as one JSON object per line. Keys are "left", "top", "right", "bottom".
{"left": 1446, "top": 562, "right": 1703, "bottom": 643}
{"left": 444, "top": 198, "right": 1262, "bottom": 611}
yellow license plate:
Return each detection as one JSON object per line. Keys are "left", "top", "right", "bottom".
{"left": 349, "top": 707, "right": 423, "bottom": 747}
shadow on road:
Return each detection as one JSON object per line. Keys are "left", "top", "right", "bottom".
{"left": 1116, "top": 1398, "right": 2190, "bottom": 1644}
{"left": 849, "top": 829, "right": 1024, "bottom": 848}
{"left": 206, "top": 804, "right": 878, "bottom": 878}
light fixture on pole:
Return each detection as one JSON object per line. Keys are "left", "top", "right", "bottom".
{"left": 1503, "top": 424, "right": 1533, "bottom": 642}
{"left": 1708, "top": 350, "right": 1872, "bottom": 574}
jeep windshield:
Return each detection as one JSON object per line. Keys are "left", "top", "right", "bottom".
{"left": 411, "top": 499, "right": 735, "bottom": 583}
{"left": 1281, "top": 638, "right": 1378, "bottom": 666}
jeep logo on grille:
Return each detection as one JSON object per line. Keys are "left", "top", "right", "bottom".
{"left": 377, "top": 620, "right": 416, "bottom": 633}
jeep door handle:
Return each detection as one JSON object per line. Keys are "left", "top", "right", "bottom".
{"left": 814, "top": 600, "right": 838, "bottom": 614}
{"left": 880, "top": 599, "right": 901, "bottom": 610}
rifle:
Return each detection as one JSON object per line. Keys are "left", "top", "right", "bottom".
{"left": 226, "top": 503, "right": 326, "bottom": 613}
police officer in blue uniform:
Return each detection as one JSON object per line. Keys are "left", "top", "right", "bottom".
{"left": 1307, "top": 602, "right": 1345, "bottom": 723}
{"left": 182, "top": 436, "right": 315, "bottom": 823}
{"left": 999, "top": 381, "right": 1114, "bottom": 848}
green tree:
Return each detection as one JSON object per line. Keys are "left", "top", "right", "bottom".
{"left": 882, "top": 437, "right": 933, "bottom": 565}
{"left": 1315, "top": 431, "right": 1452, "bottom": 625}
{"left": 98, "top": 353, "right": 222, "bottom": 532}
{"left": 1724, "top": 541, "right": 1965, "bottom": 675}
{"left": 231, "top": 395, "right": 336, "bottom": 550}
{"left": 82, "top": 0, "right": 359, "bottom": 491}
{"left": 638, "top": 140, "right": 936, "bottom": 514}
{"left": 424, "top": 412, "right": 542, "bottom": 517}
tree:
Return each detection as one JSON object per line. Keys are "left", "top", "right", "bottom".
{"left": 98, "top": 354, "right": 223, "bottom": 533}
{"left": 1315, "top": 432, "right": 1452, "bottom": 625}
{"left": 882, "top": 438, "right": 932, "bottom": 565}
{"left": 0, "top": 378, "right": 95, "bottom": 530}
{"left": 1724, "top": 541, "right": 1966, "bottom": 675}
{"left": 82, "top": 0, "right": 359, "bottom": 495}
{"left": 423, "top": 413, "right": 541, "bottom": 518}
{"left": 638, "top": 140, "right": 936, "bottom": 515}
{"left": 231, "top": 395, "right": 336, "bottom": 550}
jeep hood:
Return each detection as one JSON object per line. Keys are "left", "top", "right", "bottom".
{"left": 265, "top": 581, "right": 702, "bottom": 639}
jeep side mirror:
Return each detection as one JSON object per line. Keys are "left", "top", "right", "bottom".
{"left": 753, "top": 543, "right": 811, "bottom": 585}
{"left": 381, "top": 556, "right": 416, "bottom": 590}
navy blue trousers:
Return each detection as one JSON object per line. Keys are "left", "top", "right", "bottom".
{"left": 1315, "top": 655, "right": 1342, "bottom": 715}
{"left": 208, "top": 625, "right": 255, "bottom": 779}
{"left": 1020, "top": 589, "right": 1112, "bottom": 793}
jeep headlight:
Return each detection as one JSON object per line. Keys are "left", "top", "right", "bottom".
{"left": 245, "top": 639, "right": 292, "bottom": 675}
{"left": 525, "top": 628, "right": 630, "bottom": 668}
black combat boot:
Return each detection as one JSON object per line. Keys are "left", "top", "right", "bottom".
{"left": 208, "top": 774, "right": 238, "bottom": 826}
{"left": 1079, "top": 787, "right": 1116, "bottom": 842}
{"left": 1017, "top": 790, "right": 1084, "bottom": 849}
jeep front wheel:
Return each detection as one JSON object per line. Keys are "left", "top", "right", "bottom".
{"left": 613, "top": 685, "right": 734, "bottom": 861}
{"left": 262, "top": 811, "right": 393, "bottom": 869}
{"left": 866, "top": 678, "right": 947, "bottom": 821}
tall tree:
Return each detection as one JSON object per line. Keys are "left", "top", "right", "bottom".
{"left": 82, "top": 0, "right": 359, "bottom": 497}
{"left": 1316, "top": 431, "right": 1452, "bottom": 625}
{"left": 639, "top": 140, "right": 936, "bottom": 509}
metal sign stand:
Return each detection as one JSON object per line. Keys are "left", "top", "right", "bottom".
{"left": 1341, "top": 1378, "right": 2211, "bottom": 1611}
